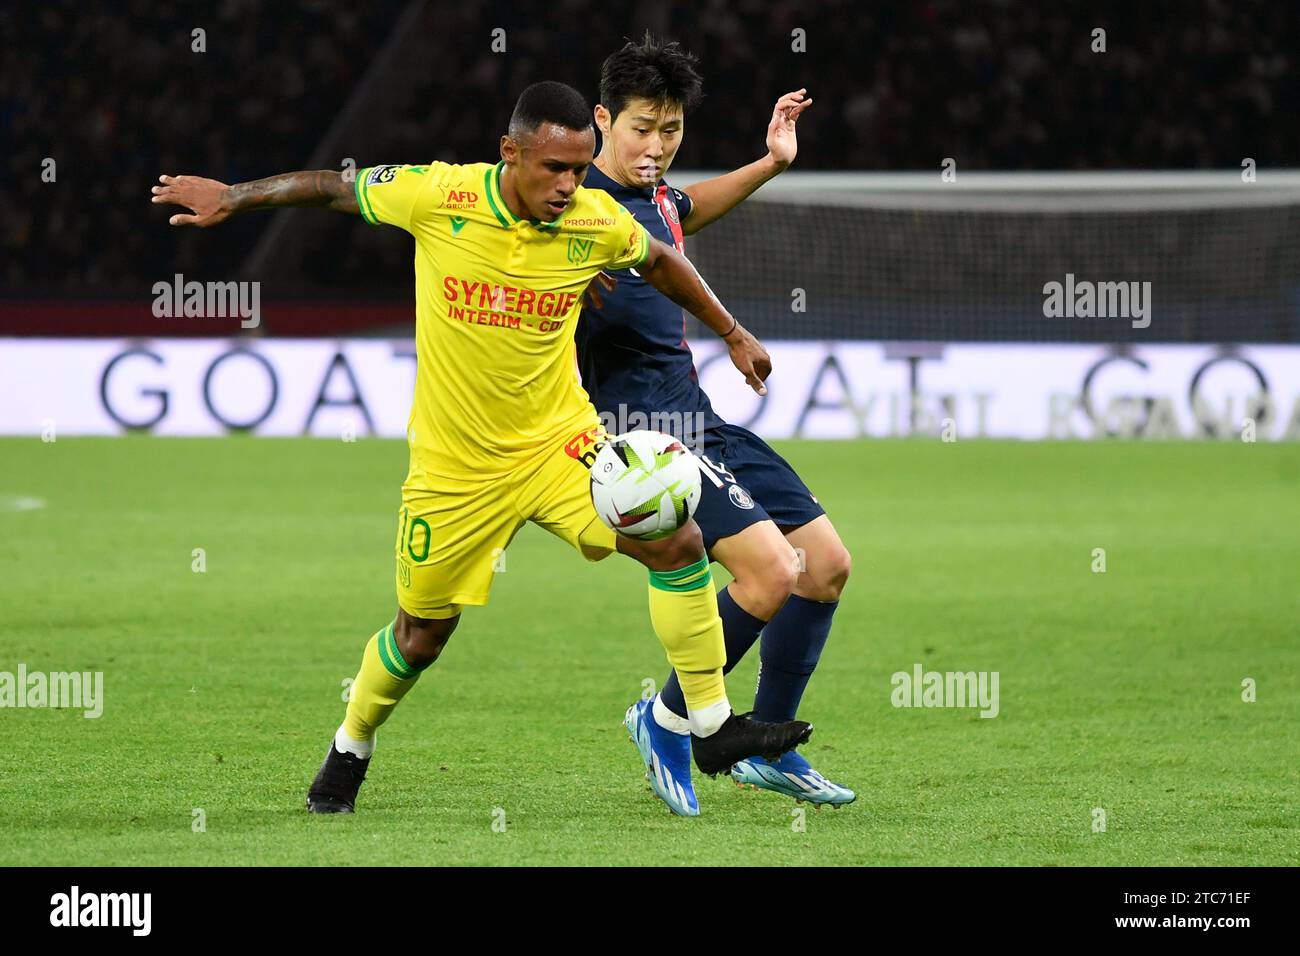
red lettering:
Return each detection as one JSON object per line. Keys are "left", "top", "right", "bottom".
{"left": 563, "top": 425, "right": 602, "bottom": 458}
{"left": 443, "top": 280, "right": 542, "bottom": 327}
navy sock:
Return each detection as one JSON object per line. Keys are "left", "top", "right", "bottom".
{"left": 753, "top": 595, "right": 838, "bottom": 722}
{"left": 660, "top": 585, "right": 766, "bottom": 720}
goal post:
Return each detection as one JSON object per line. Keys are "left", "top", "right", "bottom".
{"left": 672, "top": 170, "right": 1300, "bottom": 344}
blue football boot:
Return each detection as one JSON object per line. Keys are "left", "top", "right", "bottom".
{"left": 730, "top": 750, "right": 856, "bottom": 806}
{"left": 624, "top": 698, "right": 699, "bottom": 817}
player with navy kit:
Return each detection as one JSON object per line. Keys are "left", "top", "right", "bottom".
{"left": 578, "top": 35, "right": 855, "bottom": 814}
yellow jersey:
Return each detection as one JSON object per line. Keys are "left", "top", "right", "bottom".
{"left": 355, "top": 160, "right": 651, "bottom": 478}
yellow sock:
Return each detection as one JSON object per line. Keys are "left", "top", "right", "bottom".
{"left": 647, "top": 557, "right": 728, "bottom": 715}
{"left": 342, "top": 621, "right": 424, "bottom": 742}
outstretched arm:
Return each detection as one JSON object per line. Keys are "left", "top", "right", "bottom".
{"left": 151, "top": 170, "right": 359, "bottom": 227}
{"left": 679, "top": 88, "right": 812, "bottom": 236}
{"left": 637, "top": 238, "right": 771, "bottom": 396}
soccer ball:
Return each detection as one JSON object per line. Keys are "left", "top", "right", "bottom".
{"left": 590, "top": 430, "right": 702, "bottom": 540}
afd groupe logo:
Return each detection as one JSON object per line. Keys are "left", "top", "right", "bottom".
{"left": 444, "top": 188, "right": 478, "bottom": 210}
{"left": 50, "top": 886, "right": 151, "bottom": 936}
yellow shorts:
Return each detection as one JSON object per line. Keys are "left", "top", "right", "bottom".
{"left": 394, "top": 420, "right": 617, "bottom": 619}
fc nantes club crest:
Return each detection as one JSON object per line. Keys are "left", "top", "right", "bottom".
{"left": 567, "top": 236, "right": 595, "bottom": 265}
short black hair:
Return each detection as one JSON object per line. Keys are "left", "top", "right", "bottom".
{"left": 508, "top": 81, "right": 593, "bottom": 141}
{"left": 599, "top": 31, "right": 703, "bottom": 121}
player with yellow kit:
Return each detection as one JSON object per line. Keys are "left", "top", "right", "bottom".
{"left": 152, "top": 81, "right": 811, "bottom": 814}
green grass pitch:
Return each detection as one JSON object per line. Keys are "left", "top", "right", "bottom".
{"left": 1, "top": 436, "right": 1296, "bottom": 866}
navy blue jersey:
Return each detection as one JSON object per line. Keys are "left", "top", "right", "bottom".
{"left": 576, "top": 163, "right": 723, "bottom": 441}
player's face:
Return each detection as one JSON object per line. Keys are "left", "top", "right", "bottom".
{"left": 501, "top": 123, "right": 596, "bottom": 222}
{"left": 596, "top": 97, "right": 685, "bottom": 187}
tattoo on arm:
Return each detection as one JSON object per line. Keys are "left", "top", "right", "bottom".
{"left": 224, "top": 170, "right": 358, "bottom": 215}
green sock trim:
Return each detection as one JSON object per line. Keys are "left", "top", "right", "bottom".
{"left": 376, "top": 622, "right": 421, "bottom": 680}
{"left": 649, "top": 556, "right": 712, "bottom": 593}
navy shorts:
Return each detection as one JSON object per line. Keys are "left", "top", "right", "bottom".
{"left": 690, "top": 423, "right": 825, "bottom": 551}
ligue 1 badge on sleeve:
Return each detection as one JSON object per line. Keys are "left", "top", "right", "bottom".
{"left": 367, "top": 165, "right": 399, "bottom": 186}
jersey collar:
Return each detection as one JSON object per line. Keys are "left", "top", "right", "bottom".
{"left": 485, "top": 162, "right": 564, "bottom": 231}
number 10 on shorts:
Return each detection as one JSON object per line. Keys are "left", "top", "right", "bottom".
{"left": 397, "top": 507, "right": 431, "bottom": 564}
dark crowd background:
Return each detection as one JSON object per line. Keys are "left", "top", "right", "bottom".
{"left": 3, "top": 0, "right": 1297, "bottom": 297}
